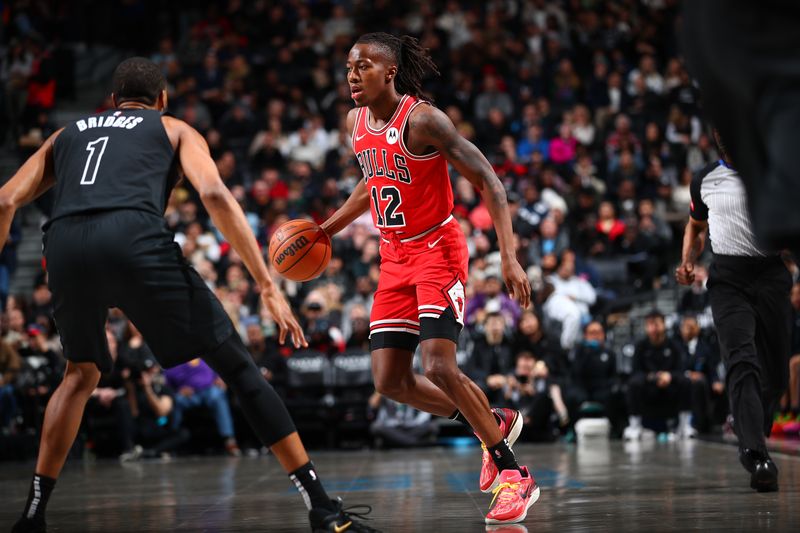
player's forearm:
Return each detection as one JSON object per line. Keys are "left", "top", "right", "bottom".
{"left": 201, "top": 187, "right": 275, "bottom": 292}
{"left": 479, "top": 174, "right": 516, "bottom": 261}
{"left": 320, "top": 180, "right": 369, "bottom": 237}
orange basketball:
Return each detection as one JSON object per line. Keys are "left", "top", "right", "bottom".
{"left": 268, "top": 219, "right": 331, "bottom": 282}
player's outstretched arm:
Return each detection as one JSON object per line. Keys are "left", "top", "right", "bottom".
{"left": 411, "top": 106, "right": 531, "bottom": 308}
{"left": 0, "top": 129, "right": 62, "bottom": 249}
{"left": 676, "top": 217, "right": 707, "bottom": 285}
{"left": 167, "top": 117, "right": 307, "bottom": 348}
{"left": 321, "top": 108, "right": 369, "bottom": 237}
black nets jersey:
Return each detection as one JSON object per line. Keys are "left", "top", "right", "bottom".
{"left": 48, "top": 109, "right": 179, "bottom": 226}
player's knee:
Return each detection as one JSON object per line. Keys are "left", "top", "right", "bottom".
{"left": 422, "top": 358, "right": 459, "bottom": 388}
{"left": 374, "top": 374, "right": 407, "bottom": 400}
{"left": 63, "top": 362, "right": 101, "bottom": 395}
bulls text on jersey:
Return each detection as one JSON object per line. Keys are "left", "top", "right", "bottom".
{"left": 355, "top": 148, "right": 412, "bottom": 184}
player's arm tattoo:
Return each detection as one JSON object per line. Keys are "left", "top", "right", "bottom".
{"left": 413, "top": 109, "right": 505, "bottom": 202}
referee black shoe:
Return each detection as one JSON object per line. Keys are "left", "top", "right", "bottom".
{"left": 309, "top": 498, "right": 382, "bottom": 532}
{"left": 739, "top": 448, "right": 779, "bottom": 492}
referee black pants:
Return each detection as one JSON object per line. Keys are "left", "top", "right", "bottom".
{"left": 708, "top": 255, "right": 792, "bottom": 453}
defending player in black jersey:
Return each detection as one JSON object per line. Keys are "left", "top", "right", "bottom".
{"left": 0, "top": 58, "right": 379, "bottom": 533}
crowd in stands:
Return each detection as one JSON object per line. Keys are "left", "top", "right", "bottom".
{"left": 2, "top": 0, "right": 800, "bottom": 459}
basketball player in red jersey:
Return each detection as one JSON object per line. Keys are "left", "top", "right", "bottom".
{"left": 321, "top": 33, "right": 538, "bottom": 524}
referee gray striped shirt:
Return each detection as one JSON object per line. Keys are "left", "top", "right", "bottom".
{"left": 690, "top": 160, "right": 768, "bottom": 257}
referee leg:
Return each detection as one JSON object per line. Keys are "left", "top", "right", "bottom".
{"left": 753, "top": 262, "right": 793, "bottom": 436}
{"left": 708, "top": 265, "right": 767, "bottom": 453}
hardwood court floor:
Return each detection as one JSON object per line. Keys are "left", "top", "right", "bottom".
{"left": 1, "top": 440, "right": 799, "bottom": 532}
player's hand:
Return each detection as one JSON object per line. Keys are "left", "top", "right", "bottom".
{"left": 261, "top": 289, "right": 308, "bottom": 349}
{"left": 675, "top": 260, "right": 695, "bottom": 286}
{"left": 502, "top": 259, "right": 531, "bottom": 309}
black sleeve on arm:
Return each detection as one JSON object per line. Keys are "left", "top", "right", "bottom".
{"left": 690, "top": 163, "right": 715, "bottom": 221}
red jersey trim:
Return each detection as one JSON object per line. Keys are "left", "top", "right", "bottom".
{"left": 398, "top": 100, "right": 440, "bottom": 161}
{"left": 365, "top": 94, "right": 410, "bottom": 134}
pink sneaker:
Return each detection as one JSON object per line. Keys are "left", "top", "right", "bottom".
{"left": 783, "top": 420, "right": 800, "bottom": 435}
{"left": 485, "top": 467, "right": 540, "bottom": 524}
{"left": 479, "top": 408, "right": 524, "bottom": 493}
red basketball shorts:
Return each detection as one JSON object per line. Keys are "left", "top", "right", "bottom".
{"left": 369, "top": 215, "right": 469, "bottom": 352}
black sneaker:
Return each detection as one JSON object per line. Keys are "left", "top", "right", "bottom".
{"left": 11, "top": 517, "right": 46, "bottom": 533}
{"left": 309, "top": 498, "right": 381, "bottom": 532}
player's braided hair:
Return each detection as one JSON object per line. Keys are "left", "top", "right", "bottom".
{"left": 356, "top": 33, "right": 440, "bottom": 101}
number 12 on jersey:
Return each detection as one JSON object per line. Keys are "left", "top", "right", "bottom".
{"left": 81, "top": 136, "right": 109, "bottom": 185}
{"left": 370, "top": 185, "right": 406, "bottom": 228}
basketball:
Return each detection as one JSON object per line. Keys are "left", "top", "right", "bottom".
{"left": 268, "top": 219, "right": 331, "bottom": 282}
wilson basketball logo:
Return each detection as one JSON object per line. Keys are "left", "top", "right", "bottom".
{"left": 386, "top": 127, "right": 399, "bottom": 145}
{"left": 274, "top": 235, "right": 310, "bottom": 265}
{"left": 269, "top": 219, "right": 331, "bottom": 282}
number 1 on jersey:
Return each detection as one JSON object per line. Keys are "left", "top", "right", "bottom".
{"left": 81, "top": 136, "right": 109, "bottom": 185}
{"left": 370, "top": 185, "right": 405, "bottom": 228}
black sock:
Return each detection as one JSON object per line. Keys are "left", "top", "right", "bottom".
{"left": 289, "top": 462, "right": 333, "bottom": 511}
{"left": 21, "top": 474, "right": 56, "bottom": 523}
{"left": 487, "top": 439, "right": 523, "bottom": 475}
{"left": 450, "top": 409, "right": 502, "bottom": 427}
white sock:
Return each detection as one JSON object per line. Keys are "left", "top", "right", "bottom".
{"left": 679, "top": 411, "right": 692, "bottom": 430}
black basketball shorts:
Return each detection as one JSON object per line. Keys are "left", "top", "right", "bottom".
{"left": 44, "top": 209, "right": 233, "bottom": 372}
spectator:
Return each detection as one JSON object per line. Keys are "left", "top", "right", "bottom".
{"left": 245, "top": 320, "right": 286, "bottom": 389}
{"left": 300, "top": 292, "right": 345, "bottom": 355}
{"left": 164, "top": 358, "right": 241, "bottom": 456}
{"left": 128, "top": 354, "right": 190, "bottom": 460}
{"left": 474, "top": 74, "right": 514, "bottom": 122}
{"left": 0, "top": 340, "right": 21, "bottom": 430}
{"left": 549, "top": 123, "right": 578, "bottom": 167}
{"left": 679, "top": 315, "right": 725, "bottom": 433}
{"left": 0, "top": 216, "right": 21, "bottom": 308}
{"left": 571, "top": 104, "right": 595, "bottom": 147}
{"left": 686, "top": 132, "right": 719, "bottom": 173}
{"left": 505, "top": 352, "right": 569, "bottom": 441}
{"left": 627, "top": 55, "right": 664, "bottom": 96}
{"left": 570, "top": 321, "right": 619, "bottom": 419}
{"left": 543, "top": 250, "right": 597, "bottom": 350}
{"left": 594, "top": 202, "right": 626, "bottom": 250}
{"left": 2, "top": 39, "right": 34, "bottom": 143}
{"left": 467, "top": 313, "right": 515, "bottom": 405}
{"left": 512, "top": 310, "right": 567, "bottom": 380}
{"left": 624, "top": 311, "right": 695, "bottom": 440}
{"left": 528, "top": 217, "right": 569, "bottom": 267}
{"left": 345, "top": 311, "right": 371, "bottom": 352}
{"left": 516, "top": 124, "right": 550, "bottom": 163}
{"left": 85, "top": 331, "right": 136, "bottom": 459}
{"left": 369, "top": 392, "right": 437, "bottom": 448}
{"left": 465, "top": 274, "right": 521, "bottom": 329}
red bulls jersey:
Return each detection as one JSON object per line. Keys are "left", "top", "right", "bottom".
{"left": 352, "top": 95, "right": 454, "bottom": 241}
